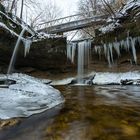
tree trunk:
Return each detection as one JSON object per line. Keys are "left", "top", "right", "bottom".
{"left": 10, "top": 0, "right": 16, "bottom": 13}
{"left": 20, "top": 0, "right": 24, "bottom": 19}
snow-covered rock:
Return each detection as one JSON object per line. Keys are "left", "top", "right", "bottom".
{"left": 33, "top": 32, "right": 65, "bottom": 42}
{"left": 52, "top": 71, "right": 140, "bottom": 85}
{"left": 99, "top": 0, "right": 140, "bottom": 34}
{"left": 92, "top": 71, "right": 140, "bottom": 85}
{"left": 0, "top": 73, "right": 64, "bottom": 120}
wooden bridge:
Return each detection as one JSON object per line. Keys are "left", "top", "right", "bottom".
{"left": 37, "top": 13, "right": 109, "bottom": 34}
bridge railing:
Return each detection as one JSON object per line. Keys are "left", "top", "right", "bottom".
{"left": 36, "top": 11, "right": 107, "bottom": 31}
{"left": 36, "top": 14, "right": 82, "bottom": 30}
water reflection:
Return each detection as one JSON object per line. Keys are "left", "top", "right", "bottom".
{"left": 1, "top": 85, "right": 140, "bottom": 140}
{"left": 44, "top": 85, "right": 140, "bottom": 140}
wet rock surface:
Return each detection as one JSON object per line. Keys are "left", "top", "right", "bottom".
{"left": 0, "top": 32, "right": 67, "bottom": 72}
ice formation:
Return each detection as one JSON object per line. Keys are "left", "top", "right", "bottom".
{"left": 23, "top": 38, "right": 32, "bottom": 57}
{"left": 0, "top": 73, "right": 64, "bottom": 119}
{"left": 100, "top": 0, "right": 140, "bottom": 34}
{"left": 94, "top": 36, "right": 140, "bottom": 66}
{"left": 92, "top": 71, "right": 140, "bottom": 85}
{"left": 52, "top": 71, "right": 140, "bottom": 86}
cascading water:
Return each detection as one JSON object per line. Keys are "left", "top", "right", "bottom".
{"left": 7, "top": 28, "right": 32, "bottom": 74}
{"left": 7, "top": 28, "right": 26, "bottom": 74}
{"left": 67, "top": 40, "right": 91, "bottom": 84}
{"left": 77, "top": 41, "right": 85, "bottom": 83}
{"left": 67, "top": 36, "right": 140, "bottom": 84}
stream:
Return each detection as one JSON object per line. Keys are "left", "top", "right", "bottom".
{"left": 0, "top": 85, "right": 140, "bottom": 140}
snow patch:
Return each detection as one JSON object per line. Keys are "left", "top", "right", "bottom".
{"left": 0, "top": 73, "right": 64, "bottom": 120}
{"left": 93, "top": 71, "right": 140, "bottom": 85}
{"left": 99, "top": 0, "right": 140, "bottom": 34}
{"left": 33, "top": 32, "right": 65, "bottom": 42}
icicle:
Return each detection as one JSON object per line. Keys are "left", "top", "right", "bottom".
{"left": 98, "top": 46, "right": 102, "bottom": 59}
{"left": 120, "top": 40, "right": 125, "bottom": 48}
{"left": 113, "top": 42, "right": 120, "bottom": 57}
{"left": 109, "top": 43, "right": 114, "bottom": 63}
{"left": 126, "top": 37, "right": 130, "bottom": 51}
{"left": 24, "top": 39, "right": 32, "bottom": 57}
{"left": 94, "top": 46, "right": 98, "bottom": 53}
{"left": 88, "top": 40, "right": 92, "bottom": 63}
{"left": 67, "top": 42, "right": 78, "bottom": 63}
{"left": 84, "top": 41, "right": 87, "bottom": 65}
{"left": 67, "top": 43, "right": 72, "bottom": 61}
{"left": 107, "top": 46, "right": 111, "bottom": 67}
{"left": 130, "top": 37, "right": 137, "bottom": 63}
{"left": 94, "top": 46, "right": 102, "bottom": 59}
{"left": 71, "top": 43, "right": 76, "bottom": 63}
{"left": 103, "top": 44, "right": 107, "bottom": 57}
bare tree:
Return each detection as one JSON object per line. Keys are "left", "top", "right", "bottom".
{"left": 29, "top": 11, "right": 43, "bottom": 29}
{"left": 77, "top": 0, "right": 128, "bottom": 38}
{"left": 20, "top": 0, "right": 24, "bottom": 19}
{"left": 41, "top": 0, "right": 62, "bottom": 23}
{"left": 25, "top": 0, "right": 62, "bottom": 29}
{"left": 1, "top": 0, "right": 62, "bottom": 29}
{"left": 78, "top": 0, "right": 102, "bottom": 17}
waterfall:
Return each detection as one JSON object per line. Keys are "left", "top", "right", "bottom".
{"left": 7, "top": 28, "right": 32, "bottom": 74}
{"left": 7, "top": 28, "right": 26, "bottom": 74}
{"left": 77, "top": 42, "right": 85, "bottom": 83}
{"left": 67, "top": 40, "right": 91, "bottom": 84}
{"left": 66, "top": 36, "right": 139, "bottom": 84}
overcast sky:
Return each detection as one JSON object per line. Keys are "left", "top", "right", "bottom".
{"left": 39, "top": 0, "right": 79, "bottom": 17}
{"left": 54, "top": 0, "right": 79, "bottom": 16}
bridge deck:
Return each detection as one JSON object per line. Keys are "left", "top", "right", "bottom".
{"left": 37, "top": 14, "right": 108, "bottom": 34}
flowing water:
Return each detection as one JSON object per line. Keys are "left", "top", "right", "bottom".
{"left": 7, "top": 28, "right": 32, "bottom": 74}
{"left": 67, "top": 40, "right": 91, "bottom": 84}
{"left": 2, "top": 29, "right": 140, "bottom": 140}
{"left": 0, "top": 85, "right": 140, "bottom": 140}
{"left": 7, "top": 28, "right": 26, "bottom": 74}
